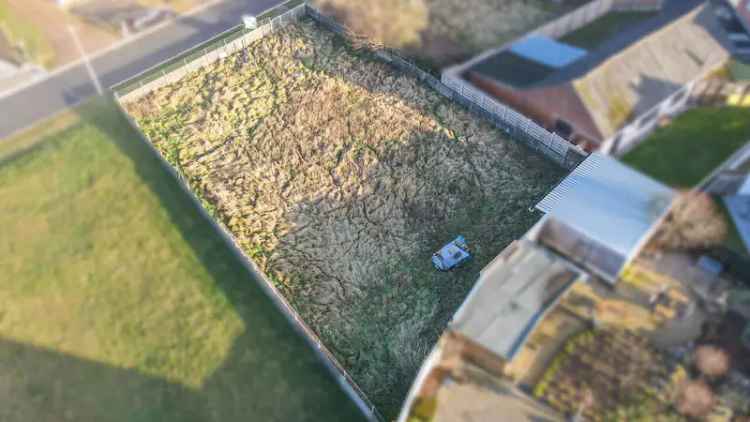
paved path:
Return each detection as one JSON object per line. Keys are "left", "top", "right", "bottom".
{"left": 0, "top": 0, "right": 280, "bottom": 139}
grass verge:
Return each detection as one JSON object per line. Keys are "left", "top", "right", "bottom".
{"left": 622, "top": 106, "right": 750, "bottom": 188}
{"left": 0, "top": 0, "right": 55, "bottom": 67}
{"left": 0, "top": 97, "right": 363, "bottom": 422}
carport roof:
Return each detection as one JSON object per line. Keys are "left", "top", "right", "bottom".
{"left": 536, "top": 153, "right": 675, "bottom": 276}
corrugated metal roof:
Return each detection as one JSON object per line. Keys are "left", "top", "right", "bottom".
{"left": 537, "top": 152, "right": 674, "bottom": 263}
{"left": 451, "top": 241, "right": 584, "bottom": 361}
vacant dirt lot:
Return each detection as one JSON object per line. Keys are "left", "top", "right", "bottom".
{"left": 126, "top": 20, "right": 563, "bottom": 416}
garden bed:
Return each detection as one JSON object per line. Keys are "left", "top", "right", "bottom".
{"left": 533, "top": 330, "right": 685, "bottom": 421}
{"left": 123, "top": 19, "right": 563, "bottom": 416}
{"left": 559, "top": 11, "right": 657, "bottom": 50}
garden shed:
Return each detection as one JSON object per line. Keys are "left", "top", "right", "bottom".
{"left": 450, "top": 241, "right": 585, "bottom": 361}
{"left": 536, "top": 152, "right": 675, "bottom": 283}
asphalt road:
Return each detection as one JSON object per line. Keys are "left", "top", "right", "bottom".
{"left": 0, "top": 0, "right": 280, "bottom": 139}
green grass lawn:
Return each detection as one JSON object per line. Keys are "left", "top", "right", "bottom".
{"left": 560, "top": 11, "right": 656, "bottom": 50}
{"left": 0, "top": 0, "right": 55, "bottom": 67}
{"left": 622, "top": 107, "right": 750, "bottom": 188}
{"left": 0, "top": 97, "right": 364, "bottom": 422}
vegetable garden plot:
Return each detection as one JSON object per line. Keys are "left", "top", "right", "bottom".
{"left": 124, "top": 20, "right": 564, "bottom": 416}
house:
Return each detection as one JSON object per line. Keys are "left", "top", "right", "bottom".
{"left": 720, "top": 0, "right": 750, "bottom": 59}
{"left": 445, "top": 0, "right": 731, "bottom": 153}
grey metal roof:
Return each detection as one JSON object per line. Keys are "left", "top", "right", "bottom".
{"left": 450, "top": 241, "right": 584, "bottom": 361}
{"left": 536, "top": 153, "right": 675, "bottom": 264}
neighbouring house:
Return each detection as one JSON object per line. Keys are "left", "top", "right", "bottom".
{"left": 445, "top": 0, "right": 731, "bottom": 154}
{"left": 719, "top": 0, "right": 750, "bottom": 59}
{"left": 534, "top": 152, "right": 675, "bottom": 283}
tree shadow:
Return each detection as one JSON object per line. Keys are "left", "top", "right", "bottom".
{"left": 0, "top": 337, "right": 204, "bottom": 422}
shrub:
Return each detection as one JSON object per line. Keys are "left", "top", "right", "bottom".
{"left": 676, "top": 380, "right": 716, "bottom": 419}
{"left": 651, "top": 191, "right": 728, "bottom": 251}
{"left": 314, "top": 0, "right": 428, "bottom": 49}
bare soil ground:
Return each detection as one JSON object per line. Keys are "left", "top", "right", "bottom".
{"left": 125, "top": 20, "right": 563, "bottom": 416}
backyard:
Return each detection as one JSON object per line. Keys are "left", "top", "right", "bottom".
{"left": 0, "top": 98, "right": 363, "bottom": 422}
{"left": 124, "top": 19, "right": 565, "bottom": 416}
{"left": 622, "top": 106, "right": 750, "bottom": 188}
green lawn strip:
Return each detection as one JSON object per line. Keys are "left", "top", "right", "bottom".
{"left": 622, "top": 107, "right": 750, "bottom": 188}
{"left": 560, "top": 11, "right": 656, "bottom": 50}
{"left": 0, "top": 0, "right": 55, "bottom": 67}
{"left": 729, "top": 59, "right": 750, "bottom": 81}
{"left": 0, "top": 97, "right": 363, "bottom": 422}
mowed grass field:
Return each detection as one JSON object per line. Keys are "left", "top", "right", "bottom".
{"left": 0, "top": 97, "right": 364, "bottom": 422}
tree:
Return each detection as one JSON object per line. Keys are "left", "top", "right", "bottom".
{"left": 314, "top": 0, "right": 428, "bottom": 49}
{"left": 650, "top": 191, "right": 728, "bottom": 251}
{"left": 694, "top": 345, "right": 730, "bottom": 379}
{"left": 676, "top": 380, "right": 716, "bottom": 419}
